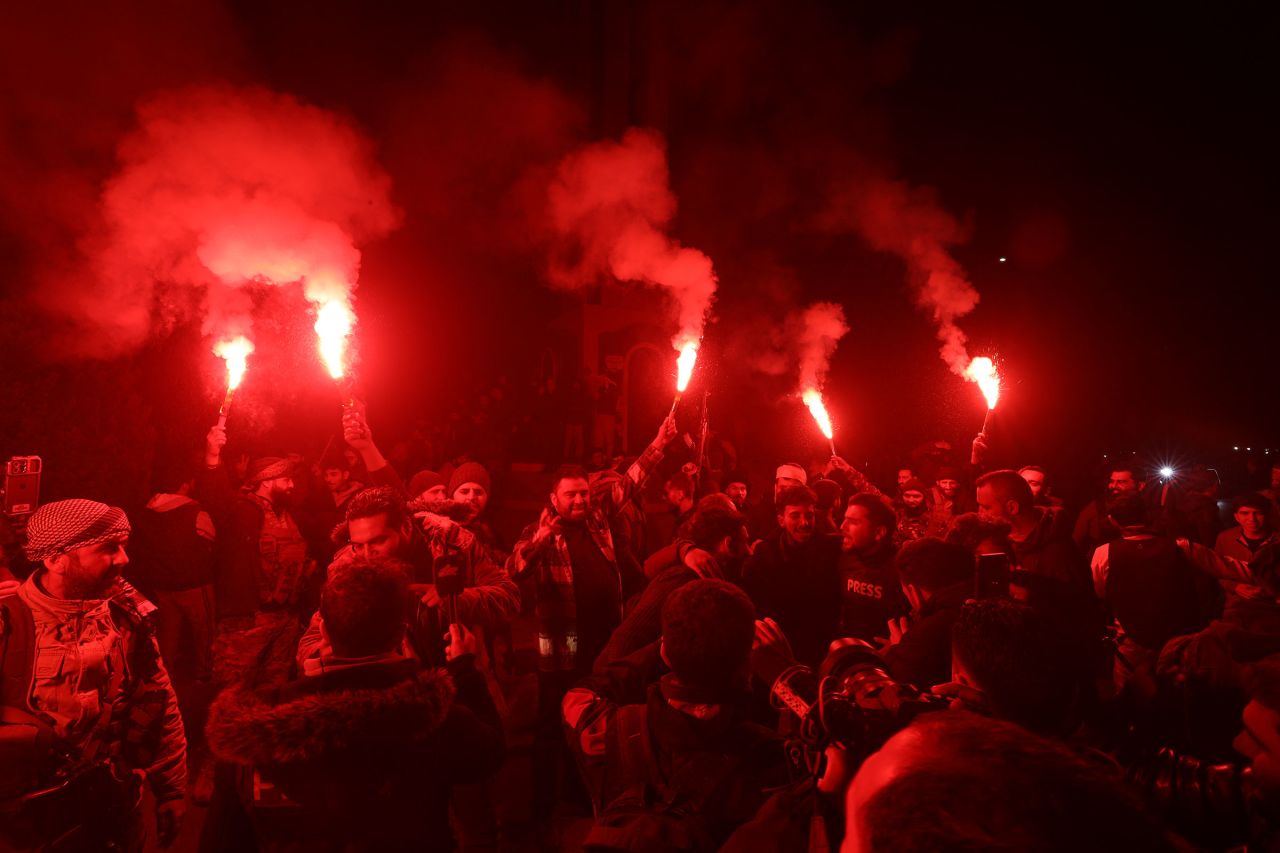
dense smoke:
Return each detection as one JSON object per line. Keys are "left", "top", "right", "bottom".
{"left": 545, "top": 128, "right": 718, "bottom": 352}
{"left": 22, "top": 84, "right": 399, "bottom": 359}
{"left": 112, "top": 86, "right": 397, "bottom": 347}
{"left": 795, "top": 301, "right": 850, "bottom": 394}
{"left": 821, "top": 175, "right": 979, "bottom": 376}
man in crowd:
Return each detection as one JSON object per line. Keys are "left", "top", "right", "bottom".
{"left": 840, "top": 493, "right": 909, "bottom": 643}
{"left": 563, "top": 579, "right": 786, "bottom": 849}
{"left": 200, "top": 426, "right": 317, "bottom": 687}
{"left": 509, "top": 411, "right": 677, "bottom": 834}
{"left": 939, "top": 598, "right": 1086, "bottom": 737}
{"left": 724, "top": 471, "right": 749, "bottom": 512}
{"left": 302, "top": 451, "right": 363, "bottom": 566}
{"left": 743, "top": 484, "right": 843, "bottom": 667}
{"left": 298, "top": 484, "right": 519, "bottom": 666}
{"left": 894, "top": 478, "right": 944, "bottom": 546}
{"left": 812, "top": 478, "right": 844, "bottom": 536}
{"left": 747, "top": 462, "right": 808, "bottom": 541}
{"left": 1074, "top": 461, "right": 1143, "bottom": 556}
{"left": 206, "top": 557, "right": 504, "bottom": 851}
{"left": 598, "top": 503, "right": 750, "bottom": 665}
{"left": 664, "top": 470, "right": 696, "bottom": 534}
{"left": 128, "top": 461, "right": 216, "bottom": 695}
{"left": 409, "top": 468, "right": 448, "bottom": 503}
{"left": 930, "top": 466, "right": 972, "bottom": 527}
{"left": 1091, "top": 493, "right": 1219, "bottom": 692}
{"left": 842, "top": 712, "right": 1176, "bottom": 852}
{"left": 975, "top": 469, "right": 1085, "bottom": 596}
{"left": 1019, "top": 464, "right": 1063, "bottom": 508}
{"left": 880, "top": 538, "right": 974, "bottom": 689}
{"left": 896, "top": 466, "right": 916, "bottom": 494}
{"left": 1216, "top": 493, "right": 1278, "bottom": 562}
{"left": 0, "top": 500, "right": 186, "bottom": 850}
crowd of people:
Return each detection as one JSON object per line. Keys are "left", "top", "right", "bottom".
{"left": 2, "top": 398, "right": 1280, "bottom": 852}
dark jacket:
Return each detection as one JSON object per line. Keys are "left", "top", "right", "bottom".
{"left": 1073, "top": 498, "right": 1122, "bottom": 558}
{"left": 598, "top": 548, "right": 735, "bottom": 670}
{"left": 563, "top": 642, "right": 786, "bottom": 847}
{"left": 743, "top": 532, "right": 843, "bottom": 667}
{"left": 128, "top": 496, "right": 214, "bottom": 592}
{"left": 207, "top": 655, "right": 503, "bottom": 851}
{"left": 840, "top": 540, "right": 908, "bottom": 642}
{"left": 883, "top": 580, "right": 970, "bottom": 689}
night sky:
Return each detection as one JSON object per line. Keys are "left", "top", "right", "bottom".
{"left": 1, "top": 2, "right": 1274, "bottom": 505}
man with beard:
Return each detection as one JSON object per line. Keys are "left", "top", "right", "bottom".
{"left": 743, "top": 484, "right": 843, "bottom": 667}
{"left": 449, "top": 462, "right": 507, "bottom": 562}
{"left": 0, "top": 500, "right": 186, "bottom": 850}
{"left": 301, "top": 452, "right": 363, "bottom": 566}
{"left": 931, "top": 466, "right": 973, "bottom": 527}
{"left": 1019, "top": 465, "right": 1064, "bottom": 508}
{"left": 200, "top": 426, "right": 317, "bottom": 688}
{"left": 663, "top": 471, "right": 697, "bottom": 536}
{"left": 895, "top": 478, "right": 946, "bottom": 546}
{"left": 975, "top": 470, "right": 1094, "bottom": 631}
{"left": 509, "top": 412, "right": 677, "bottom": 837}
{"left": 1073, "top": 461, "right": 1144, "bottom": 557}
{"left": 840, "top": 493, "right": 909, "bottom": 643}
{"left": 297, "top": 485, "right": 519, "bottom": 666}
{"left": 723, "top": 471, "right": 750, "bottom": 512}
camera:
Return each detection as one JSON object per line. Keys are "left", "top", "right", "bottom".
{"left": 767, "top": 638, "right": 947, "bottom": 754}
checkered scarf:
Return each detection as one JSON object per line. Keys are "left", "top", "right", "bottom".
{"left": 24, "top": 499, "right": 130, "bottom": 561}
{"left": 244, "top": 457, "right": 291, "bottom": 486}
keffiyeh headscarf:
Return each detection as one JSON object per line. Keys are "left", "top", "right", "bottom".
{"left": 244, "top": 457, "right": 291, "bottom": 486}
{"left": 24, "top": 499, "right": 130, "bottom": 561}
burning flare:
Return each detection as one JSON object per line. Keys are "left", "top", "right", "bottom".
{"left": 802, "top": 388, "right": 835, "bottom": 441}
{"left": 675, "top": 340, "right": 699, "bottom": 393}
{"left": 315, "top": 300, "right": 354, "bottom": 380}
{"left": 965, "top": 356, "right": 1001, "bottom": 410}
{"left": 213, "top": 336, "right": 254, "bottom": 390}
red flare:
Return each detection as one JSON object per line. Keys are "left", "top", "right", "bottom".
{"left": 675, "top": 340, "right": 699, "bottom": 393}
{"left": 213, "top": 336, "right": 253, "bottom": 391}
{"left": 965, "top": 356, "right": 1001, "bottom": 410}
{"left": 315, "top": 300, "right": 354, "bottom": 380}
{"left": 802, "top": 388, "right": 835, "bottom": 440}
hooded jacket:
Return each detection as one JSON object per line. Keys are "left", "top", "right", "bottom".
{"left": 206, "top": 654, "right": 503, "bottom": 851}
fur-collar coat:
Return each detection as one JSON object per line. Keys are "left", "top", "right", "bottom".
{"left": 207, "top": 656, "right": 503, "bottom": 851}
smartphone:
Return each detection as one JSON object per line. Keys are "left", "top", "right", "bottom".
{"left": 3, "top": 457, "right": 42, "bottom": 516}
{"left": 975, "top": 552, "right": 1012, "bottom": 599}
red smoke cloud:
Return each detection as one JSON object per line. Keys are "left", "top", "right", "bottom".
{"left": 820, "top": 175, "right": 979, "bottom": 376}
{"left": 26, "top": 84, "right": 399, "bottom": 358}
{"left": 546, "top": 128, "right": 718, "bottom": 354}
{"left": 796, "top": 301, "right": 850, "bottom": 395}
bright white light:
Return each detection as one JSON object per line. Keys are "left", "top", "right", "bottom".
{"left": 998, "top": 257, "right": 1007, "bottom": 263}
{"left": 1234, "top": 446, "right": 1240, "bottom": 451}
{"left": 1160, "top": 466, "right": 1174, "bottom": 479}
